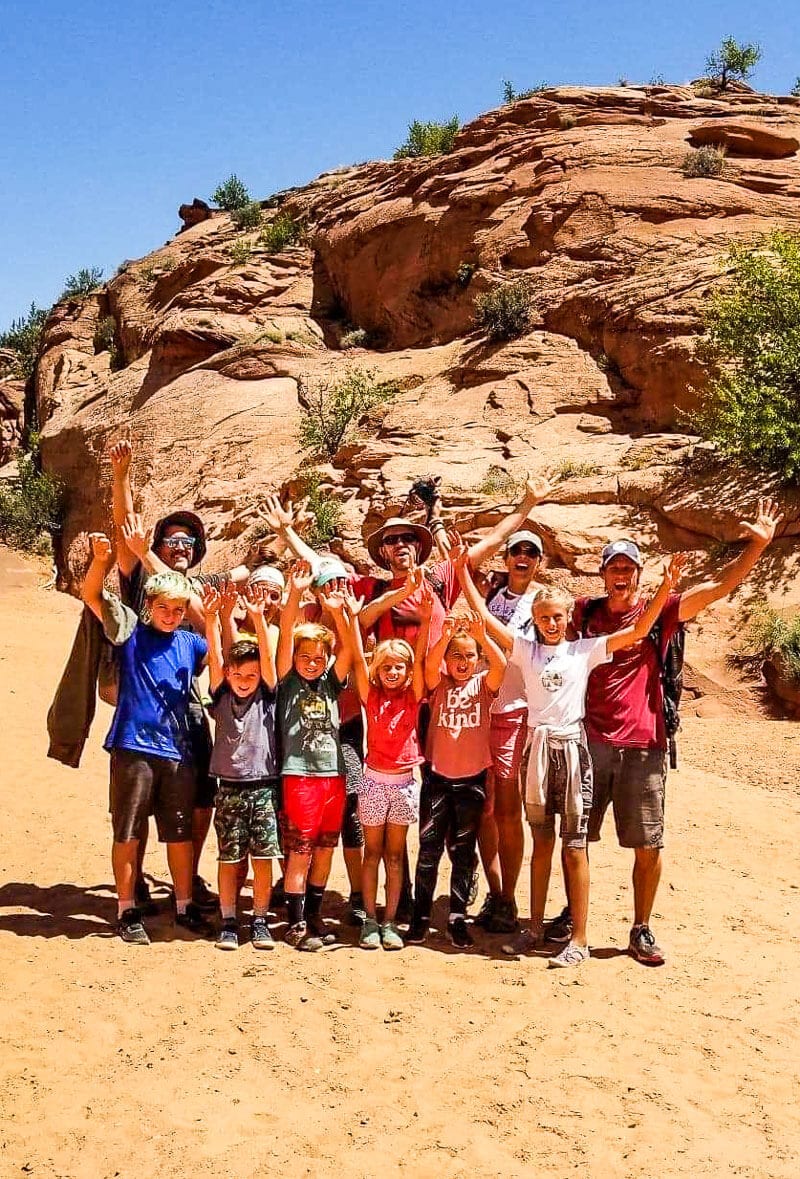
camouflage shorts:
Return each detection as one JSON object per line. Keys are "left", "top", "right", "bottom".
{"left": 214, "top": 779, "right": 282, "bottom": 862}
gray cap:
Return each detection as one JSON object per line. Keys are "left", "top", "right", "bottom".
{"left": 313, "top": 558, "right": 350, "bottom": 589}
{"left": 600, "top": 539, "right": 643, "bottom": 568}
{"left": 506, "top": 530, "right": 544, "bottom": 554}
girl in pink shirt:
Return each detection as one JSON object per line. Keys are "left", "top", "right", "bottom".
{"left": 345, "top": 583, "right": 433, "bottom": 951}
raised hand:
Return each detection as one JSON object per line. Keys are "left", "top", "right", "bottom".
{"left": 418, "top": 578, "right": 436, "bottom": 618}
{"left": 446, "top": 528, "right": 469, "bottom": 570}
{"left": 401, "top": 568, "right": 424, "bottom": 598}
{"left": 287, "top": 559, "right": 314, "bottom": 596}
{"left": 441, "top": 615, "right": 460, "bottom": 644}
{"left": 343, "top": 586, "right": 365, "bottom": 618}
{"left": 108, "top": 440, "right": 132, "bottom": 475}
{"left": 258, "top": 494, "right": 294, "bottom": 533}
{"left": 201, "top": 584, "right": 222, "bottom": 616}
{"left": 738, "top": 497, "right": 784, "bottom": 546}
{"left": 88, "top": 532, "right": 113, "bottom": 564}
{"left": 319, "top": 586, "right": 347, "bottom": 615}
{"left": 464, "top": 610, "right": 486, "bottom": 641}
{"left": 243, "top": 581, "right": 266, "bottom": 617}
{"left": 292, "top": 496, "right": 314, "bottom": 534}
{"left": 121, "top": 511, "right": 151, "bottom": 559}
{"left": 219, "top": 579, "right": 240, "bottom": 618}
{"left": 524, "top": 472, "right": 554, "bottom": 505}
{"left": 662, "top": 552, "right": 687, "bottom": 592}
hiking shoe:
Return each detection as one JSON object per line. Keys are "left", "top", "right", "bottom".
{"left": 404, "top": 919, "right": 429, "bottom": 945}
{"left": 549, "top": 940, "right": 590, "bottom": 968}
{"left": 628, "top": 924, "right": 665, "bottom": 966}
{"left": 502, "top": 927, "right": 542, "bottom": 956}
{"left": 215, "top": 918, "right": 239, "bottom": 951}
{"left": 543, "top": 905, "right": 573, "bottom": 944}
{"left": 381, "top": 921, "right": 404, "bottom": 951}
{"left": 307, "top": 916, "right": 337, "bottom": 946}
{"left": 346, "top": 891, "right": 367, "bottom": 926}
{"left": 487, "top": 897, "right": 519, "bottom": 935}
{"left": 133, "top": 877, "right": 159, "bottom": 917}
{"left": 251, "top": 916, "right": 274, "bottom": 950}
{"left": 447, "top": 917, "right": 474, "bottom": 949}
{"left": 191, "top": 875, "right": 218, "bottom": 913}
{"left": 175, "top": 902, "right": 215, "bottom": 938}
{"left": 359, "top": 918, "right": 381, "bottom": 950}
{"left": 285, "top": 922, "right": 324, "bottom": 952}
{"left": 118, "top": 907, "right": 150, "bottom": 946}
{"left": 467, "top": 860, "right": 480, "bottom": 908}
{"left": 473, "top": 893, "right": 496, "bottom": 928}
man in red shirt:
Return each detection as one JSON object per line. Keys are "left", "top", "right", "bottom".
{"left": 570, "top": 498, "right": 783, "bottom": 965}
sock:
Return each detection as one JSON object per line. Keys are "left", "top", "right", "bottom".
{"left": 220, "top": 904, "right": 236, "bottom": 921}
{"left": 175, "top": 897, "right": 190, "bottom": 915}
{"left": 118, "top": 901, "right": 133, "bottom": 918}
{"left": 305, "top": 883, "right": 325, "bottom": 920}
{"left": 286, "top": 892, "right": 305, "bottom": 926}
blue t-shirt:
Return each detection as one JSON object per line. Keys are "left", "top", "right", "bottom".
{"left": 104, "top": 623, "right": 208, "bottom": 762}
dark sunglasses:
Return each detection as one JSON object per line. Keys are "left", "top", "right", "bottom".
{"left": 162, "top": 536, "right": 197, "bottom": 551}
{"left": 508, "top": 543, "right": 540, "bottom": 557}
{"left": 383, "top": 533, "right": 418, "bottom": 547}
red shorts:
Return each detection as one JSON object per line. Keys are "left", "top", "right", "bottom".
{"left": 489, "top": 709, "right": 529, "bottom": 780}
{"left": 281, "top": 774, "right": 346, "bottom": 855}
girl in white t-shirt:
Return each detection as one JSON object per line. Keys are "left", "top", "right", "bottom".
{"left": 456, "top": 553, "right": 681, "bottom": 967}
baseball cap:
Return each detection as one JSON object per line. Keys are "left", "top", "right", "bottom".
{"left": 249, "top": 565, "right": 285, "bottom": 590}
{"left": 600, "top": 539, "right": 643, "bottom": 568}
{"left": 313, "top": 558, "right": 350, "bottom": 589}
{"left": 506, "top": 530, "right": 544, "bottom": 554}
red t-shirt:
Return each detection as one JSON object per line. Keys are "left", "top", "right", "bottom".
{"left": 426, "top": 671, "right": 495, "bottom": 778}
{"left": 365, "top": 684, "right": 423, "bottom": 772}
{"left": 573, "top": 593, "right": 682, "bottom": 750}
{"left": 353, "top": 560, "right": 460, "bottom": 652}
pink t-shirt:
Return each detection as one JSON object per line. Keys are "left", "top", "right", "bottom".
{"left": 426, "top": 671, "right": 495, "bottom": 779}
{"left": 353, "top": 560, "right": 460, "bottom": 651}
{"left": 365, "top": 685, "right": 423, "bottom": 773}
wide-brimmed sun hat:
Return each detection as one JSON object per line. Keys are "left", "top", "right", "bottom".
{"left": 152, "top": 510, "right": 207, "bottom": 567}
{"left": 366, "top": 517, "right": 433, "bottom": 570}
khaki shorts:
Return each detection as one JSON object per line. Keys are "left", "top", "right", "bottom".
{"left": 587, "top": 742, "right": 666, "bottom": 849}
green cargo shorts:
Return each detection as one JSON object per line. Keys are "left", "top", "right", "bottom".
{"left": 214, "top": 778, "right": 281, "bottom": 862}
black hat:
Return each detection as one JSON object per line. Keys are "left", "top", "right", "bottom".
{"left": 152, "top": 510, "right": 207, "bottom": 567}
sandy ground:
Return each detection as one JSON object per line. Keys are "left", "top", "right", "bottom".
{"left": 1, "top": 545, "right": 799, "bottom": 1179}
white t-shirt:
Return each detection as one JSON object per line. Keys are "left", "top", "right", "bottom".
{"left": 489, "top": 588, "right": 536, "bottom": 715}
{"left": 510, "top": 635, "right": 611, "bottom": 729}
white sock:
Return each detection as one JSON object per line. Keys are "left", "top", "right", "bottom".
{"left": 220, "top": 904, "right": 236, "bottom": 920}
{"left": 175, "top": 898, "right": 190, "bottom": 915}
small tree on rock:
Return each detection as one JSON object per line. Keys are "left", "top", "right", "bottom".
{"left": 704, "top": 36, "right": 761, "bottom": 90}
{"left": 211, "top": 174, "right": 251, "bottom": 211}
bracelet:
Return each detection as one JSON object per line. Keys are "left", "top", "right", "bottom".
{"left": 429, "top": 519, "right": 446, "bottom": 532}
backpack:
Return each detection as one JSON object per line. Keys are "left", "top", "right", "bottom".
{"left": 580, "top": 597, "right": 685, "bottom": 769}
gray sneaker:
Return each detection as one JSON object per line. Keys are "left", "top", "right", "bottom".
{"left": 216, "top": 918, "right": 239, "bottom": 951}
{"left": 251, "top": 916, "right": 274, "bottom": 950}
{"left": 285, "top": 922, "right": 324, "bottom": 952}
{"left": 549, "top": 940, "right": 590, "bottom": 968}
{"left": 543, "top": 906, "right": 573, "bottom": 943}
{"left": 359, "top": 918, "right": 381, "bottom": 950}
{"left": 501, "top": 926, "right": 541, "bottom": 956}
{"left": 118, "top": 907, "right": 150, "bottom": 946}
{"left": 628, "top": 924, "right": 665, "bottom": 966}
{"left": 381, "top": 921, "right": 404, "bottom": 951}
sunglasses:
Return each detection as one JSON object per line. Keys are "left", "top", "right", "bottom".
{"left": 162, "top": 536, "right": 197, "bottom": 551}
{"left": 508, "top": 543, "right": 540, "bottom": 557}
{"left": 383, "top": 533, "right": 418, "bottom": 547}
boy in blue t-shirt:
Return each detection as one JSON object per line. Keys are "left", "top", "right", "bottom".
{"left": 82, "top": 533, "right": 213, "bottom": 945}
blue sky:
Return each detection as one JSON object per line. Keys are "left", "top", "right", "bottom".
{"left": 1, "top": 0, "right": 798, "bottom": 329}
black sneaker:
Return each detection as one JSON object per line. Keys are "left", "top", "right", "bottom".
{"left": 487, "top": 897, "right": 519, "bottom": 935}
{"left": 191, "top": 875, "right": 218, "bottom": 913}
{"left": 118, "top": 907, "right": 150, "bottom": 946}
{"left": 307, "top": 916, "right": 337, "bottom": 946}
{"left": 473, "top": 893, "right": 496, "bottom": 929}
{"left": 251, "top": 916, "right": 274, "bottom": 950}
{"left": 346, "top": 891, "right": 367, "bottom": 926}
{"left": 447, "top": 917, "right": 474, "bottom": 949}
{"left": 216, "top": 918, "right": 239, "bottom": 951}
{"left": 404, "top": 918, "right": 429, "bottom": 945}
{"left": 175, "top": 902, "right": 215, "bottom": 938}
{"left": 133, "top": 877, "right": 159, "bottom": 917}
{"left": 284, "top": 922, "right": 324, "bottom": 952}
{"left": 543, "top": 905, "right": 573, "bottom": 944}
{"left": 628, "top": 924, "right": 665, "bottom": 966}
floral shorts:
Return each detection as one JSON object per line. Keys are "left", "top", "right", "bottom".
{"left": 358, "top": 767, "right": 420, "bottom": 827}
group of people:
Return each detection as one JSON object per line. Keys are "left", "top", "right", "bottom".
{"left": 57, "top": 439, "right": 782, "bottom": 967}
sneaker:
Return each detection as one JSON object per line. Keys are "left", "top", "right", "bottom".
{"left": 381, "top": 921, "right": 404, "bottom": 951}
{"left": 628, "top": 924, "right": 665, "bottom": 966}
{"left": 118, "top": 907, "right": 150, "bottom": 946}
{"left": 133, "top": 877, "right": 159, "bottom": 917}
{"left": 501, "top": 927, "right": 542, "bottom": 956}
{"left": 346, "top": 891, "right": 367, "bottom": 926}
{"left": 251, "top": 916, "right": 274, "bottom": 950}
{"left": 473, "top": 893, "right": 496, "bottom": 929}
{"left": 447, "top": 917, "right": 474, "bottom": 948}
{"left": 216, "top": 918, "right": 239, "bottom": 951}
{"left": 487, "top": 897, "right": 519, "bottom": 935}
{"left": 359, "top": 917, "right": 381, "bottom": 950}
{"left": 191, "top": 875, "right": 218, "bottom": 913}
{"left": 404, "top": 918, "right": 429, "bottom": 945}
{"left": 543, "top": 905, "right": 573, "bottom": 944}
{"left": 284, "top": 922, "right": 324, "bottom": 952}
{"left": 467, "top": 860, "right": 480, "bottom": 908}
{"left": 549, "top": 940, "right": 590, "bottom": 968}
{"left": 175, "top": 902, "right": 215, "bottom": 938}
{"left": 307, "top": 916, "right": 337, "bottom": 946}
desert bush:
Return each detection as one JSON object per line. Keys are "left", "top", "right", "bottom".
{"left": 456, "top": 262, "right": 475, "bottom": 288}
{"left": 298, "top": 368, "right": 398, "bottom": 459}
{"left": 792, "top": 78, "right": 800, "bottom": 98}
{"left": 682, "top": 145, "right": 727, "bottom": 177}
{"left": 0, "top": 303, "right": 48, "bottom": 381}
{"left": 502, "top": 80, "right": 549, "bottom": 102}
{"left": 229, "top": 239, "right": 254, "bottom": 265}
{"left": 211, "top": 174, "right": 251, "bottom": 211}
{"left": 554, "top": 459, "right": 602, "bottom": 481}
{"left": 295, "top": 467, "right": 343, "bottom": 547}
{"left": 558, "top": 113, "right": 577, "bottom": 130}
{"left": 741, "top": 607, "right": 800, "bottom": 682}
{"left": 692, "top": 81, "right": 718, "bottom": 98}
{"left": 258, "top": 213, "right": 305, "bottom": 253}
{"left": 649, "top": 73, "right": 667, "bottom": 86}
{"left": 476, "top": 465, "right": 520, "bottom": 496}
{"left": 696, "top": 230, "right": 800, "bottom": 481}
{"left": 60, "top": 267, "right": 103, "bottom": 302}
{"left": 0, "top": 445, "right": 62, "bottom": 554}
{"left": 474, "top": 277, "right": 533, "bottom": 341}
{"left": 704, "top": 36, "right": 761, "bottom": 90}
{"left": 394, "top": 117, "right": 460, "bottom": 159}
{"left": 92, "top": 316, "right": 122, "bottom": 369}
{"left": 231, "top": 201, "right": 263, "bottom": 231}
{"left": 340, "top": 327, "right": 369, "bottom": 350}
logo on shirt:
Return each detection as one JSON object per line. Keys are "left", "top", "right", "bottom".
{"left": 439, "top": 684, "right": 482, "bottom": 734}
{"left": 298, "top": 690, "right": 333, "bottom": 753}
{"left": 541, "top": 660, "right": 563, "bottom": 693}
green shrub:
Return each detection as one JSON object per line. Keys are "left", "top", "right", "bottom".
{"left": 211, "top": 174, "right": 251, "bottom": 211}
{"left": 554, "top": 459, "right": 602, "bottom": 481}
{"left": 229, "top": 239, "right": 254, "bottom": 265}
{"left": 650, "top": 73, "right": 666, "bottom": 86}
{"left": 0, "top": 303, "right": 48, "bottom": 381}
{"left": 340, "top": 327, "right": 369, "bottom": 350}
{"left": 704, "top": 36, "right": 761, "bottom": 90}
{"left": 394, "top": 117, "right": 460, "bottom": 159}
{"left": 502, "top": 80, "right": 549, "bottom": 102}
{"left": 298, "top": 368, "right": 398, "bottom": 459}
{"left": 742, "top": 607, "right": 800, "bottom": 682}
{"left": 456, "top": 262, "right": 475, "bottom": 288}
{"left": 258, "top": 213, "right": 305, "bottom": 253}
{"left": 0, "top": 447, "right": 63, "bottom": 554}
{"left": 683, "top": 145, "right": 726, "bottom": 177}
{"left": 792, "top": 78, "right": 800, "bottom": 98}
{"left": 93, "top": 316, "right": 122, "bottom": 369}
{"left": 295, "top": 467, "right": 343, "bottom": 548}
{"left": 474, "top": 277, "right": 533, "bottom": 341}
{"left": 60, "top": 267, "right": 103, "bottom": 302}
{"left": 231, "top": 201, "right": 262, "bottom": 231}
{"left": 696, "top": 230, "right": 800, "bottom": 481}
{"left": 476, "top": 465, "right": 520, "bottom": 496}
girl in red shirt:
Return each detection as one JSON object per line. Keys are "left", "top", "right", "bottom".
{"left": 345, "top": 583, "right": 433, "bottom": 950}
